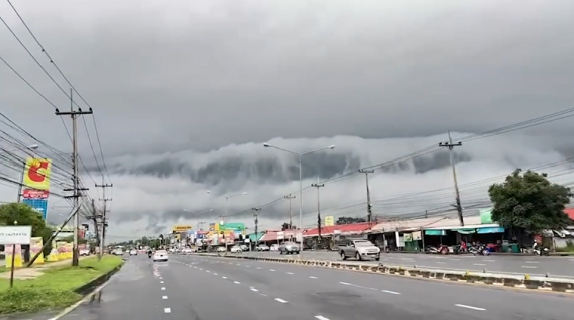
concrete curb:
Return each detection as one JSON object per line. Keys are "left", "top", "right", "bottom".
{"left": 198, "top": 253, "right": 574, "bottom": 294}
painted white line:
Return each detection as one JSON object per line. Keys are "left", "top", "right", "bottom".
{"left": 222, "top": 276, "right": 227, "bottom": 279}
{"left": 257, "top": 267, "right": 262, "bottom": 269}
{"left": 194, "top": 266, "right": 197, "bottom": 268}
{"left": 250, "top": 288, "right": 259, "bottom": 292}
{"left": 525, "top": 261, "right": 539, "bottom": 264}
{"left": 449, "top": 258, "right": 460, "bottom": 261}
{"left": 274, "top": 298, "right": 288, "bottom": 303}
{"left": 206, "top": 270, "right": 211, "bottom": 273}
{"left": 482, "top": 259, "right": 495, "bottom": 262}
{"left": 199, "top": 268, "right": 203, "bottom": 271}
{"left": 234, "top": 281, "right": 241, "bottom": 284}
{"left": 164, "top": 308, "right": 172, "bottom": 314}
{"left": 161, "top": 287, "right": 166, "bottom": 290}
{"left": 160, "top": 281, "right": 164, "bottom": 283}
{"left": 286, "top": 272, "right": 294, "bottom": 275}
{"left": 213, "top": 273, "right": 218, "bottom": 275}
{"left": 236, "top": 264, "right": 241, "bottom": 266}
{"left": 315, "top": 316, "right": 330, "bottom": 320}
{"left": 309, "top": 276, "right": 318, "bottom": 279}
{"left": 521, "top": 266, "right": 538, "bottom": 269}
{"left": 436, "top": 262, "right": 445, "bottom": 264}
{"left": 162, "top": 296, "right": 168, "bottom": 300}
{"left": 269, "top": 269, "right": 276, "bottom": 272}
{"left": 381, "top": 290, "right": 401, "bottom": 295}
{"left": 455, "top": 304, "right": 486, "bottom": 311}
{"left": 473, "top": 263, "right": 486, "bottom": 266}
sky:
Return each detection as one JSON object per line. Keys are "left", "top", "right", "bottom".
{"left": 1, "top": 0, "right": 574, "bottom": 242}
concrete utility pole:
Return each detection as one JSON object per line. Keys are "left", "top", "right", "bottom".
{"left": 358, "top": 169, "right": 374, "bottom": 226}
{"left": 56, "top": 89, "right": 92, "bottom": 267}
{"left": 284, "top": 194, "right": 296, "bottom": 229}
{"left": 96, "top": 181, "right": 112, "bottom": 258}
{"left": 439, "top": 130, "right": 464, "bottom": 226}
{"left": 90, "top": 199, "right": 101, "bottom": 260}
{"left": 252, "top": 207, "right": 261, "bottom": 250}
{"left": 311, "top": 178, "right": 325, "bottom": 241}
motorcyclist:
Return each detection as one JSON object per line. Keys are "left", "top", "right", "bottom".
{"left": 147, "top": 248, "right": 153, "bottom": 258}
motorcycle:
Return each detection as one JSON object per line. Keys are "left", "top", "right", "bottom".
{"left": 148, "top": 252, "right": 152, "bottom": 258}
{"left": 533, "top": 242, "right": 549, "bottom": 256}
{"left": 468, "top": 245, "right": 490, "bottom": 256}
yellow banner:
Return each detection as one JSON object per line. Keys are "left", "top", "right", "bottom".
{"left": 172, "top": 225, "right": 192, "bottom": 233}
{"left": 5, "top": 244, "right": 23, "bottom": 268}
{"left": 324, "top": 216, "right": 335, "bottom": 227}
{"left": 30, "top": 237, "right": 45, "bottom": 265}
{"left": 23, "top": 158, "right": 52, "bottom": 191}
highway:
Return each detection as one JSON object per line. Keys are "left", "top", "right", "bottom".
{"left": 239, "top": 251, "right": 574, "bottom": 277}
{"left": 58, "top": 254, "right": 573, "bottom": 320}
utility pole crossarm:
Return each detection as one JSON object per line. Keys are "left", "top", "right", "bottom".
{"left": 439, "top": 131, "right": 464, "bottom": 226}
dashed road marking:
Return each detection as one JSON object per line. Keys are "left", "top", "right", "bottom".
{"left": 381, "top": 290, "right": 400, "bottom": 295}
{"left": 164, "top": 308, "right": 172, "bottom": 314}
{"left": 222, "top": 276, "right": 227, "bottom": 279}
{"left": 315, "top": 316, "right": 330, "bottom": 320}
{"left": 234, "top": 281, "right": 241, "bottom": 284}
{"left": 525, "top": 261, "right": 539, "bottom": 264}
{"left": 213, "top": 273, "right": 218, "bottom": 275}
{"left": 257, "top": 267, "right": 262, "bottom": 269}
{"left": 206, "top": 270, "right": 211, "bottom": 273}
{"left": 269, "top": 269, "right": 275, "bottom": 272}
{"left": 274, "top": 298, "right": 288, "bottom": 303}
{"left": 162, "top": 296, "right": 168, "bottom": 300}
{"left": 521, "top": 266, "right": 538, "bottom": 269}
{"left": 483, "top": 259, "right": 495, "bottom": 262}
{"left": 455, "top": 304, "right": 486, "bottom": 311}
{"left": 286, "top": 272, "right": 294, "bottom": 275}
{"left": 473, "top": 263, "right": 486, "bottom": 266}
{"left": 250, "top": 288, "right": 259, "bottom": 292}
{"left": 160, "top": 281, "right": 164, "bottom": 283}
{"left": 309, "top": 276, "right": 318, "bottom": 279}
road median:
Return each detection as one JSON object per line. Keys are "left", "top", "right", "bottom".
{"left": 198, "top": 253, "right": 574, "bottom": 294}
{"left": 0, "top": 255, "right": 124, "bottom": 315}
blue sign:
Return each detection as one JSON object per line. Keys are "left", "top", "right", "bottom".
{"left": 22, "top": 198, "right": 48, "bottom": 219}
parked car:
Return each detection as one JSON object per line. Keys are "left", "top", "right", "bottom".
{"left": 230, "top": 246, "right": 242, "bottom": 253}
{"left": 216, "top": 246, "right": 227, "bottom": 253}
{"left": 129, "top": 249, "right": 137, "bottom": 256}
{"left": 256, "top": 244, "right": 270, "bottom": 251}
{"left": 339, "top": 239, "right": 380, "bottom": 261}
{"left": 239, "top": 244, "right": 249, "bottom": 251}
{"left": 79, "top": 248, "right": 90, "bottom": 256}
{"left": 270, "top": 244, "right": 279, "bottom": 251}
{"left": 278, "top": 241, "right": 299, "bottom": 255}
{"left": 152, "top": 250, "right": 169, "bottom": 262}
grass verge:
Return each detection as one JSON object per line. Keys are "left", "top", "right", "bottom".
{"left": 0, "top": 255, "right": 123, "bottom": 315}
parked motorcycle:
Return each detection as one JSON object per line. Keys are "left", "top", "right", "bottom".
{"left": 533, "top": 242, "right": 549, "bottom": 256}
{"left": 468, "top": 245, "right": 490, "bottom": 256}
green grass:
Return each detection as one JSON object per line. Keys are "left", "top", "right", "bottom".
{"left": 0, "top": 256, "right": 123, "bottom": 314}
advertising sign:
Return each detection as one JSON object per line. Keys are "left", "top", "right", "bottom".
{"left": 0, "top": 225, "right": 32, "bottom": 245}
{"left": 22, "top": 198, "right": 49, "bottom": 220}
{"left": 23, "top": 189, "right": 50, "bottom": 199}
{"left": 22, "top": 158, "right": 52, "bottom": 191}
{"left": 324, "top": 216, "right": 334, "bottom": 227}
{"left": 30, "top": 237, "right": 45, "bottom": 264}
{"left": 172, "top": 225, "right": 193, "bottom": 233}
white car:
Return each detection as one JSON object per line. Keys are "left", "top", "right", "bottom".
{"left": 230, "top": 246, "right": 242, "bottom": 253}
{"left": 152, "top": 250, "right": 169, "bottom": 262}
{"left": 256, "top": 244, "right": 270, "bottom": 251}
{"left": 129, "top": 249, "right": 137, "bottom": 256}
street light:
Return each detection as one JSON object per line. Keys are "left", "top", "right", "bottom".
{"left": 207, "top": 191, "right": 247, "bottom": 250}
{"left": 263, "top": 143, "right": 335, "bottom": 255}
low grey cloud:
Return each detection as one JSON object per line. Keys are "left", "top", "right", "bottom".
{"left": 1, "top": 0, "right": 573, "bottom": 241}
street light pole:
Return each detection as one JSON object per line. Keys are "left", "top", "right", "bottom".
{"left": 206, "top": 191, "right": 247, "bottom": 251}
{"left": 263, "top": 143, "right": 335, "bottom": 256}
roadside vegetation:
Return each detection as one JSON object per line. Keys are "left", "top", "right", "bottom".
{"left": 0, "top": 255, "right": 123, "bottom": 314}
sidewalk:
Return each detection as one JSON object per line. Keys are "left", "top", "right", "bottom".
{"left": 0, "top": 256, "right": 91, "bottom": 280}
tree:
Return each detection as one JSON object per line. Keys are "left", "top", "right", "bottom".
{"left": 281, "top": 222, "right": 296, "bottom": 230}
{"left": 336, "top": 216, "right": 366, "bottom": 225}
{"left": 0, "top": 203, "right": 49, "bottom": 237}
{"left": 488, "top": 169, "right": 573, "bottom": 240}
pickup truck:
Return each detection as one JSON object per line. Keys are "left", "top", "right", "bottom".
{"left": 339, "top": 239, "right": 380, "bottom": 261}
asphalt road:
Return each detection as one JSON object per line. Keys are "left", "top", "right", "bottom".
{"left": 238, "top": 251, "right": 574, "bottom": 277}
{"left": 55, "top": 254, "right": 573, "bottom": 319}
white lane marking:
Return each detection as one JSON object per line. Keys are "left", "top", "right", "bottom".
{"left": 206, "top": 270, "right": 211, "bottom": 273}
{"left": 309, "top": 276, "right": 318, "bottom": 279}
{"left": 473, "top": 263, "right": 486, "bottom": 266}
{"left": 455, "top": 304, "right": 486, "bottom": 311}
{"left": 222, "top": 276, "right": 227, "bottom": 279}
{"left": 199, "top": 268, "right": 203, "bottom": 271}
{"left": 213, "top": 273, "right": 218, "bottom": 275}
{"left": 315, "top": 316, "right": 330, "bottom": 320}
{"left": 525, "top": 261, "right": 539, "bottom": 264}
{"left": 162, "top": 296, "right": 168, "bottom": 299}
{"left": 286, "top": 272, "right": 294, "bottom": 275}
{"left": 436, "top": 262, "right": 445, "bottom": 264}
{"left": 236, "top": 264, "right": 241, "bottom": 266}
{"left": 161, "top": 287, "right": 166, "bottom": 290}
{"left": 449, "top": 258, "right": 460, "bottom": 261}
{"left": 521, "top": 266, "right": 538, "bottom": 269}
{"left": 246, "top": 265, "right": 250, "bottom": 268}
{"left": 482, "top": 259, "right": 495, "bottom": 262}
{"left": 160, "top": 281, "right": 164, "bottom": 283}
{"left": 250, "top": 288, "right": 259, "bottom": 292}
{"left": 269, "top": 269, "right": 276, "bottom": 272}
{"left": 257, "top": 267, "right": 262, "bottom": 269}
{"left": 400, "top": 258, "right": 414, "bottom": 260}
{"left": 164, "top": 308, "right": 171, "bottom": 314}
{"left": 234, "top": 281, "right": 241, "bottom": 284}
{"left": 274, "top": 298, "right": 288, "bottom": 303}
{"left": 381, "top": 290, "right": 401, "bottom": 295}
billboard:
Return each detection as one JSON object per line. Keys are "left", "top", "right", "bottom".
{"left": 172, "top": 225, "right": 192, "bottom": 233}
{"left": 324, "top": 216, "right": 334, "bottom": 227}
{"left": 22, "top": 158, "right": 52, "bottom": 191}
{"left": 22, "top": 198, "right": 48, "bottom": 219}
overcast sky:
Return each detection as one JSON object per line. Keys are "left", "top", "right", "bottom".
{"left": 1, "top": 0, "right": 573, "bottom": 242}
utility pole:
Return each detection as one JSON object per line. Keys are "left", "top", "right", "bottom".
{"left": 90, "top": 199, "right": 101, "bottom": 260}
{"left": 284, "top": 194, "right": 296, "bottom": 230}
{"left": 311, "top": 178, "right": 325, "bottom": 241}
{"left": 358, "top": 169, "right": 374, "bottom": 226}
{"left": 96, "top": 181, "right": 112, "bottom": 258}
{"left": 252, "top": 207, "right": 261, "bottom": 251}
{"left": 56, "top": 89, "right": 92, "bottom": 266}
{"left": 439, "top": 130, "right": 464, "bottom": 226}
